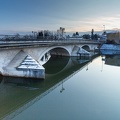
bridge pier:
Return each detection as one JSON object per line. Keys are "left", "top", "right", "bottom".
{"left": 0, "top": 50, "right": 45, "bottom": 79}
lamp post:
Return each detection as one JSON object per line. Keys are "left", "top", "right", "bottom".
{"left": 103, "top": 25, "right": 105, "bottom": 31}
{"left": 60, "top": 81, "right": 65, "bottom": 93}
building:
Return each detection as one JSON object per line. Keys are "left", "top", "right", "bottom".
{"left": 107, "top": 32, "right": 120, "bottom": 44}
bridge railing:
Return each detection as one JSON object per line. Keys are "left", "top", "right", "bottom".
{"left": 0, "top": 35, "right": 100, "bottom": 44}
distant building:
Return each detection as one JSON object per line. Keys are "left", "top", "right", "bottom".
{"left": 107, "top": 32, "right": 120, "bottom": 44}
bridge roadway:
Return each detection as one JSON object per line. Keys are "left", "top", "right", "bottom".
{"left": 0, "top": 39, "right": 99, "bottom": 49}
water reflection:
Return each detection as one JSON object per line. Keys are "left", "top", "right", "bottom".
{"left": 100, "top": 49, "right": 120, "bottom": 55}
{"left": 60, "top": 80, "right": 65, "bottom": 93}
{"left": 43, "top": 56, "right": 70, "bottom": 74}
{"left": 7, "top": 54, "right": 120, "bottom": 120}
{"left": 0, "top": 55, "right": 98, "bottom": 120}
{"left": 102, "top": 55, "right": 120, "bottom": 67}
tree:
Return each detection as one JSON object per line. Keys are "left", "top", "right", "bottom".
{"left": 94, "top": 34, "right": 99, "bottom": 40}
{"left": 76, "top": 32, "right": 79, "bottom": 36}
{"left": 91, "top": 29, "right": 94, "bottom": 40}
{"left": 72, "top": 32, "right": 79, "bottom": 37}
{"left": 37, "top": 31, "right": 43, "bottom": 39}
{"left": 82, "top": 34, "right": 90, "bottom": 39}
{"left": 72, "top": 33, "right": 76, "bottom": 37}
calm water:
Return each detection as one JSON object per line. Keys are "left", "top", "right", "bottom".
{"left": 1, "top": 55, "right": 120, "bottom": 120}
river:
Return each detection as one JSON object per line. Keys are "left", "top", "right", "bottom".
{"left": 1, "top": 54, "right": 120, "bottom": 120}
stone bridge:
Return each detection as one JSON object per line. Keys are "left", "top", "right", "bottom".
{"left": 0, "top": 40, "right": 99, "bottom": 79}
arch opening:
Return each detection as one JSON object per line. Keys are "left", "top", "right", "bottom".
{"left": 82, "top": 45, "right": 90, "bottom": 52}
{"left": 40, "top": 47, "right": 70, "bottom": 65}
{"left": 50, "top": 47, "right": 70, "bottom": 57}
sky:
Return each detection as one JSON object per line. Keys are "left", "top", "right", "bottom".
{"left": 1, "top": 0, "right": 120, "bottom": 34}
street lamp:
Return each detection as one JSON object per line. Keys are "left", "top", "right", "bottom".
{"left": 60, "top": 81, "right": 65, "bottom": 93}
{"left": 103, "top": 25, "right": 105, "bottom": 31}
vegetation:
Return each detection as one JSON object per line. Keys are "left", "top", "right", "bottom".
{"left": 72, "top": 32, "right": 79, "bottom": 37}
{"left": 82, "top": 29, "right": 100, "bottom": 40}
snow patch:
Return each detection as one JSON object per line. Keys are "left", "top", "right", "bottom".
{"left": 17, "top": 55, "right": 44, "bottom": 70}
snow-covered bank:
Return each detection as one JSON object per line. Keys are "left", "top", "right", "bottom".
{"left": 100, "top": 44, "right": 120, "bottom": 55}
{"left": 100, "top": 44, "right": 120, "bottom": 50}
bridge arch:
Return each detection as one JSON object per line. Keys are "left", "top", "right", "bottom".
{"left": 39, "top": 46, "right": 70, "bottom": 65}
{"left": 81, "top": 45, "right": 90, "bottom": 52}
{"left": 49, "top": 47, "right": 70, "bottom": 56}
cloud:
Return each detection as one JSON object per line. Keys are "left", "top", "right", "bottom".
{"left": 60, "top": 14, "right": 120, "bottom": 32}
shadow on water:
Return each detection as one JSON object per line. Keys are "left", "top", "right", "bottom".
{"left": 0, "top": 54, "right": 99, "bottom": 120}
{"left": 43, "top": 56, "right": 70, "bottom": 74}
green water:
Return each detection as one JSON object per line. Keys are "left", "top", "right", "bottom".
{"left": 1, "top": 55, "right": 120, "bottom": 120}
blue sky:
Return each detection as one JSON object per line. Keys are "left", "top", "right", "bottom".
{"left": 1, "top": 0, "right": 120, "bottom": 34}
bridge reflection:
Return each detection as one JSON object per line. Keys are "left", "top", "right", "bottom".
{"left": 1, "top": 54, "right": 99, "bottom": 120}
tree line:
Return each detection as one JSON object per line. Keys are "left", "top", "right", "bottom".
{"left": 72, "top": 29, "right": 100, "bottom": 40}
